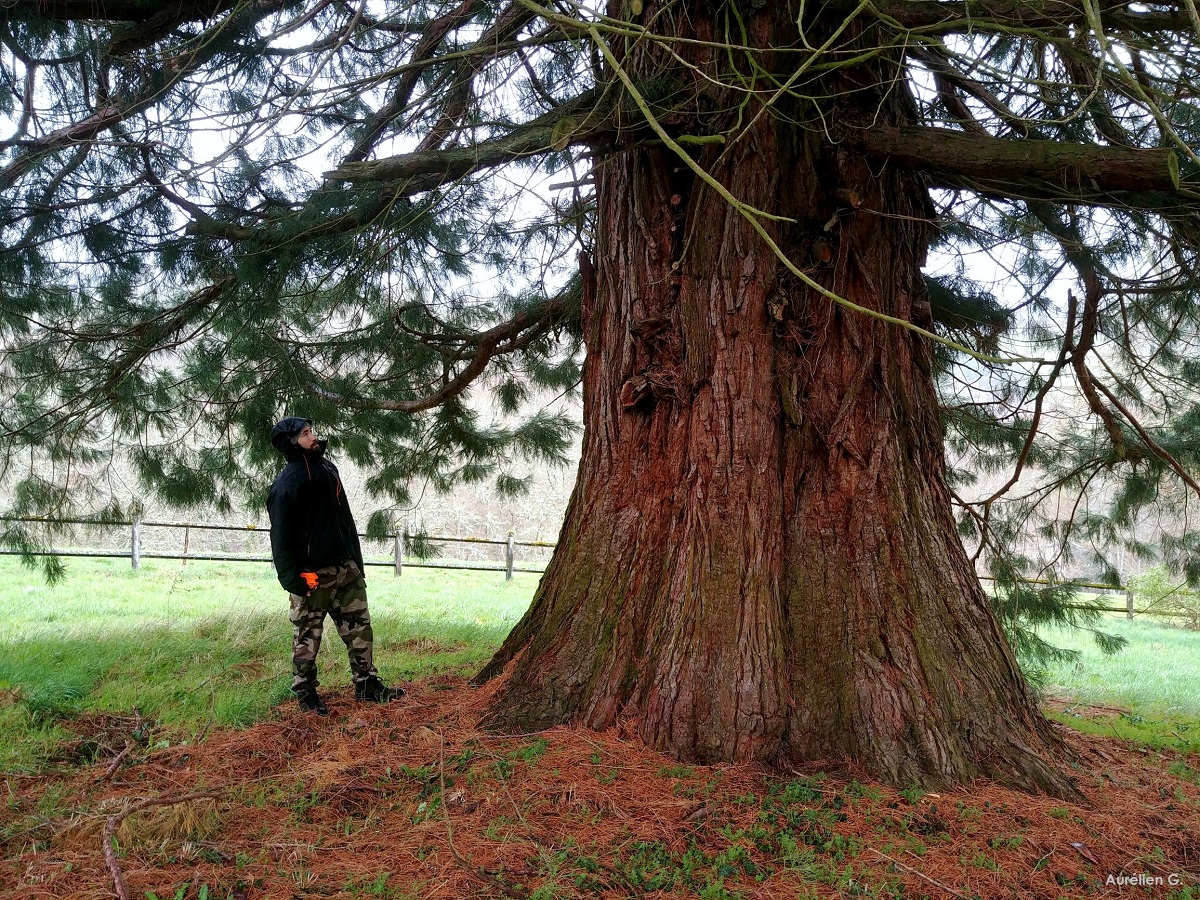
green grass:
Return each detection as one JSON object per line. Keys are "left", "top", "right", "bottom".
{"left": 0, "top": 556, "right": 537, "bottom": 771}
{"left": 3, "top": 558, "right": 1200, "bottom": 772}
{"left": 1036, "top": 613, "right": 1200, "bottom": 752}
{"left": 1043, "top": 707, "right": 1200, "bottom": 753}
{"left": 1037, "top": 614, "right": 1200, "bottom": 718}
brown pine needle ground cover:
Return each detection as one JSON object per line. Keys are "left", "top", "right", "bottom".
{"left": 3, "top": 673, "right": 1199, "bottom": 900}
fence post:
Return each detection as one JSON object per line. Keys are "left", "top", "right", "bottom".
{"left": 1126, "top": 588, "right": 1135, "bottom": 619}
{"left": 131, "top": 516, "right": 141, "bottom": 570}
{"left": 182, "top": 525, "right": 190, "bottom": 567}
{"left": 394, "top": 531, "right": 404, "bottom": 578}
{"left": 505, "top": 531, "right": 515, "bottom": 582}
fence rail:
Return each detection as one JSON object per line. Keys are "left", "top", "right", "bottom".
{"left": 0, "top": 515, "right": 1192, "bottom": 615}
{"left": 977, "top": 575, "right": 1191, "bottom": 619}
{"left": 0, "top": 515, "right": 549, "bottom": 581}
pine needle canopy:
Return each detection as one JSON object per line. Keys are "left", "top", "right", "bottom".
{"left": 2, "top": 0, "right": 1200, "bottom": 611}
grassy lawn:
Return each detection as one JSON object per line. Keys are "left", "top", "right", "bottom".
{"left": 0, "top": 556, "right": 538, "bottom": 771}
{"left": 1035, "top": 613, "right": 1200, "bottom": 751}
{"left": 1038, "top": 614, "right": 1200, "bottom": 717}
{"left": 3, "top": 557, "right": 1200, "bottom": 771}
{"left": 4, "top": 562, "right": 1200, "bottom": 900}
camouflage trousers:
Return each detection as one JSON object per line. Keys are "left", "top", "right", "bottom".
{"left": 288, "top": 560, "right": 378, "bottom": 694}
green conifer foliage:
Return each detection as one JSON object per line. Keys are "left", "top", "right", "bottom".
{"left": 1, "top": 0, "right": 1199, "bottom": 669}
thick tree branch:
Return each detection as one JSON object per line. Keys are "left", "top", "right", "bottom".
{"left": 107, "top": 5, "right": 220, "bottom": 55}
{"left": 0, "top": 103, "right": 122, "bottom": 189}
{"left": 338, "top": 0, "right": 478, "bottom": 169}
{"left": 858, "top": 126, "right": 1181, "bottom": 200}
{"left": 908, "top": 44, "right": 1030, "bottom": 136}
{"left": 1061, "top": 46, "right": 1136, "bottom": 149}
{"left": 412, "top": 3, "right": 538, "bottom": 155}
{"left": 140, "top": 146, "right": 254, "bottom": 241}
{"left": 1092, "top": 376, "right": 1200, "bottom": 496}
{"left": 0, "top": 1, "right": 291, "bottom": 190}
{"left": 327, "top": 124, "right": 561, "bottom": 185}
{"left": 864, "top": 0, "right": 1192, "bottom": 33}
{"left": 4, "top": 54, "right": 36, "bottom": 144}
{"left": 326, "top": 92, "right": 604, "bottom": 184}
{"left": 314, "top": 295, "right": 569, "bottom": 413}
{"left": 1028, "top": 202, "right": 1129, "bottom": 458}
{"left": 980, "top": 291, "right": 1079, "bottom": 508}
{"left": 0, "top": 0, "right": 235, "bottom": 23}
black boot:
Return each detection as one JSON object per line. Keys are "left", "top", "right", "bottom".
{"left": 296, "top": 690, "right": 329, "bottom": 716}
{"left": 354, "top": 676, "right": 405, "bottom": 703}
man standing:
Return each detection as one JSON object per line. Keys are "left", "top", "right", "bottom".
{"left": 268, "top": 416, "right": 404, "bottom": 715}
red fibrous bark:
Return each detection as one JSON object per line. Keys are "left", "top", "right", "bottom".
{"left": 477, "top": 3, "right": 1076, "bottom": 795}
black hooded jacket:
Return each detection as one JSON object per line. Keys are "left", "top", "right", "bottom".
{"left": 267, "top": 417, "right": 365, "bottom": 596}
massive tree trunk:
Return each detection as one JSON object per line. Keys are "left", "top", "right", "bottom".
{"left": 476, "top": 3, "right": 1075, "bottom": 794}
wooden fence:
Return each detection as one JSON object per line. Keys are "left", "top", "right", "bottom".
{"left": 0, "top": 516, "right": 553, "bottom": 581}
{"left": 0, "top": 515, "right": 1192, "bottom": 615}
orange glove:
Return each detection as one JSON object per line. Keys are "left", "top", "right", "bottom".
{"left": 300, "top": 571, "right": 320, "bottom": 591}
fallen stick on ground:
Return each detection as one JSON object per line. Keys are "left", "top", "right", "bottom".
{"left": 479, "top": 740, "right": 644, "bottom": 897}
{"left": 869, "top": 847, "right": 972, "bottom": 900}
{"left": 97, "top": 743, "right": 135, "bottom": 783}
{"left": 438, "top": 731, "right": 529, "bottom": 899}
{"left": 102, "top": 791, "right": 224, "bottom": 900}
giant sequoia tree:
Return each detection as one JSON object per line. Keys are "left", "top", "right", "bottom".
{"left": 4, "top": 0, "right": 1200, "bottom": 793}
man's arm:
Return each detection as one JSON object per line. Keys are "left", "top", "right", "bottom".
{"left": 332, "top": 462, "right": 366, "bottom": 575}
{"left": 268, "top": 480, "right": 308, "bottom": 596}
{"left": 346, "top": 505, "right": 365, "bottom": 575}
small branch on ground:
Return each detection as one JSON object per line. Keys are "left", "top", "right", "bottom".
{"left": 195, "top": 675, "right": 217, "bottom": 744}
{"left": 97, "top": 742, "right": 134, "bottom": 783}
{"left": 438, "top": 731, "right": 529, "bottom": 899}
{"left": 869, "top": 848, "right": 972, "bottom": 899}
{"left": 102, "top": 791, "right": 224, "bottom": 900}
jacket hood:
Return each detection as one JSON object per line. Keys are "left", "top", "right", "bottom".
{"left": 271, "top": 417, "right": 313, "bottom": 454}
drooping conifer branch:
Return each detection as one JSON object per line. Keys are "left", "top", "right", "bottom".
{"left": 0, "top": 0, "right": 290, "bottom": 189}
{"left": 311, "top": 292, "right": 573, "bottom": 413}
